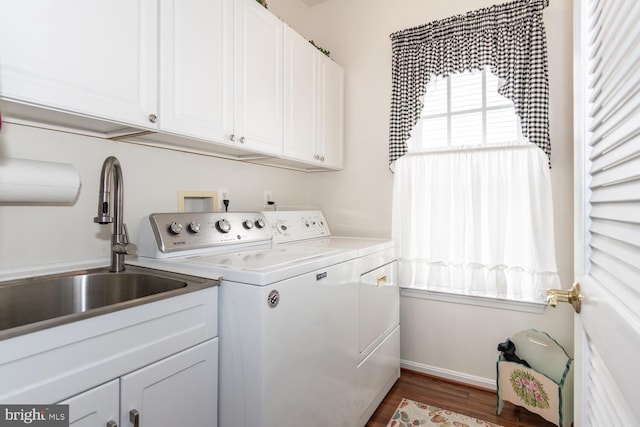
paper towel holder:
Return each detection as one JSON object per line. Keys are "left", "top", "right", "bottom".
{"left": 0, "top": 157, "right": 80, "bottom": 204}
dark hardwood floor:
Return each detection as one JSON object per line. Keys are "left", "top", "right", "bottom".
{"left": 365, "top": 369, "right": 556, "bottom": 427}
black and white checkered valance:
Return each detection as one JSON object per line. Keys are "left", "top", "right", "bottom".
{"left": 389, "top": 0, "right": 550, "bottom": 166}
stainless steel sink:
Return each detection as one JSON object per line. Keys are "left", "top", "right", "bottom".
{"left": 0, "top": 265, "right": 218, "bottom": 340}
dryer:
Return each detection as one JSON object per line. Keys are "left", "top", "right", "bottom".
{"left": 261, "top": 210, "right": 400, "bottom": 425}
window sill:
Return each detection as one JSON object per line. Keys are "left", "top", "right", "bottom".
{"left": 400, "top": 288, "right": 547, "bottom": 314}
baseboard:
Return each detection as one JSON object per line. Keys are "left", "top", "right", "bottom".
{"left": 400, "top": 359, "right": 496, "bottom": 391}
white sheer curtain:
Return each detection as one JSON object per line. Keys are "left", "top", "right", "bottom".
{"left": 392, "top": 143, "right": 560, "bottom": 302}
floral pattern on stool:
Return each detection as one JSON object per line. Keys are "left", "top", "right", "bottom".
{"left": 510, "top": 368, "right": 550, "bottom": 409}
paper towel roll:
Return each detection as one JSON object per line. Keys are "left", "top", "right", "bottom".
{"left": 0, "top": 157, "right": 80, "bottom": 203}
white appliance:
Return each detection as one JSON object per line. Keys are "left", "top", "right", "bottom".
{"left": 261, "top": 210, "right": 400, "bottom": 425}
{"left": 132, "top": 210, "right": 398, "bottom": 427}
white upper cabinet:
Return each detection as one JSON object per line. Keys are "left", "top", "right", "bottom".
{"left": 284, "top": 27, "right": 344, "bottom": 169}
{"left": 159, "top": 0, "right": 283, "bottom": 156}
{"left": 284, "top": 26, "right": 319, "bottom": 164}
{"left": 0, "top": 0, "right": 158, "bottom": 130}
{"left": 159, "top": 0, "right": 234, "bottom": 143}
{"left": 0, "top": 0, "right": 341, "bottom": 170}
{"left": 318, "top": 54, "right": 344, "bottom": 169}
{"left": 233, "top": 0, "right": 284, "bottom": 155}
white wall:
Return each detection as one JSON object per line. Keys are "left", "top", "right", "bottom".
{"left": 268, "top": 0, "right": 312, "bottom": 37}
{"left": 302, "top": 0, "right": 575, "bottom": 386}
{"left": 0, "top": 123, "right": 310, "bottom": 272}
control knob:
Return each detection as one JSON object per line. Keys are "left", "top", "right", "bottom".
{"left": 243, "top": 219, "right": 254, "bottom": 229}
{"left": 169, "top": 222, "right": 183, "bottom": 235}
{"left": 216, "top": 218, "right": 231, "bottom": 233}
{"left": 188, "top": 222, "right": 201, "bottom": 233}
{"left": 276, "top": 221, "right": 288, "bottom": 234}
{"left": 255, "top": 218, "right": 266, "bottom": 229}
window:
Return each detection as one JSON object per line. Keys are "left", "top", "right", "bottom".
{"left": 392, "top": 67, "right": 559, "bottom": 305}
{"left": 389, "top": 0, "right": 555, "bottom": 307}
{"left": 408, "top": 68, "right": 523, "bottom": 151}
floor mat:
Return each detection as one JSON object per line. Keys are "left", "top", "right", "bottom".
{"left": 387, "top": 398, "right": 504, "bottom": 427}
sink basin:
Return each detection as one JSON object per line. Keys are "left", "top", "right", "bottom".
{"left": 0, "top": 265, "right": 218, "bottom": 340}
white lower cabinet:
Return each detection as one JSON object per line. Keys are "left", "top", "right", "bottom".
{"left": 59, "top": 339, "right": 218, "bottom": 427}
{"left": 121, "top": 339, "right": 218, "bottom": 427}
{"left": 61, "top": 380, "right": 120, "bottom": 427}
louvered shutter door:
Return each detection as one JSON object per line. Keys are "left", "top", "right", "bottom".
{"left": 587, "top": 0, "right": 640, "bottom": 283}
{"left": 575, "top": 0, "right": 640, "bottom": 425}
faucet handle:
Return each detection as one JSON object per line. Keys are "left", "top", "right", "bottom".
{"left": 113, "top": 223, "right": 138, "bottom": 255}
{"left": 123, "top": 223, "right": 132, "bottom": 244}
{"left": 113, "top": 242, "right": 137, "bottom": 256}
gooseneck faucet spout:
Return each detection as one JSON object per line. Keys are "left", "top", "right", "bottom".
{"left": 94, "top": 156, "right": 135, "bottom": 272}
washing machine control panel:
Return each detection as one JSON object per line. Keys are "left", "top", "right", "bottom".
{"left": 139, "top": 212, "right": 272, "bottom": 257}
{"left": 261, "top": 210, "right": 330, "bottom": 243}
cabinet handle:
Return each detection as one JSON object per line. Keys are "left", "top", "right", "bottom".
{"left": 148, "top": 113, "right": 157, "bottom": 123}
{"left": 229, "top": 134, "right": 235, "bottom": 142}
{"left": 314, "top": 154, "right": 320, "bottom": 160}
{"left": 239, "top": 136, "right": 246, "bottom": 144}
{"left": 129, "top": 409, "right": 140, "bottom": 427}
{"left": 320, "top": 156, "right": 325, "bottom": 162}
{"left": 106, "top": 421, "right": 117, "bottom": 427}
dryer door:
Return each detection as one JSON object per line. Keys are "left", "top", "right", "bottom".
{"left": 359, "top": 260, "right": 399, "bottom": 355}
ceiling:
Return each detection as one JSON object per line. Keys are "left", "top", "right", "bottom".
{"left": 301, "top": 0, "right": 330, "bottom": 6}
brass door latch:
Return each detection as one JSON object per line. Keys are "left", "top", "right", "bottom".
{"left": 546, "top": 282, "right": 581, "bottom": 313}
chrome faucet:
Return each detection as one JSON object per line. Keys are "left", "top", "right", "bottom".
{"left": 94, "top": 156, "right": 136, "bottom": 272}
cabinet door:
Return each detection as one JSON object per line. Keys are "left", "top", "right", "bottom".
{"left": 318, "top": 55, "right": 345, "bottom": 169}
{"left": 283, "top": 26, "right": 318, "bottom": 163}
{"left": 159, "top": 0, "right": 234, "bottom": 143}
{"left": 59, "top": 379, "right": 119, "bottom": 427}
{"left": 0, "top": 0, "right": 158, "bottom": 129}
{"left": 120, "top": 339, "right": 218, "bottom": 427}
{"left": 234, "top": 0, "right": 283, "bottom": 155}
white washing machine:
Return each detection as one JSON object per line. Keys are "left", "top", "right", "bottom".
{"left": 131, "top": 210, "right": 398, "bottom": 427}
